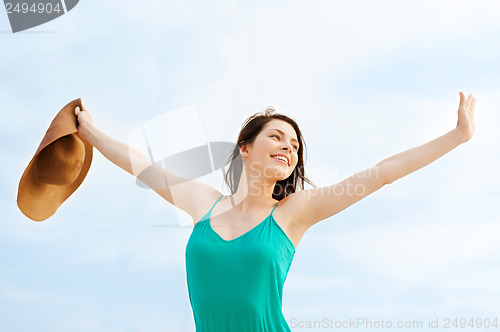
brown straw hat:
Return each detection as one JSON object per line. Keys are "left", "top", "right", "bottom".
{"left": 17, "top": 98, "right": 93, "bottom": 221}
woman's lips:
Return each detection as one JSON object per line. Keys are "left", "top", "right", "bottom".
{"left": 271, "top": 155, "right": 288, "bottom": 166}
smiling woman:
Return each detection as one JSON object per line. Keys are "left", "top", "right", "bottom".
{"left": 185, "top": 106, "right": 317, "bottom": 332}
{"left": 223, "top": 106, "right": 315, "bottom": 202}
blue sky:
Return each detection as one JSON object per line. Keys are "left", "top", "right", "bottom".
{"left": 1, "top": 0, "right": 499, "bottom": 331}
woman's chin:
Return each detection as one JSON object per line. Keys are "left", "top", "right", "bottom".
{"left": 271, "top": 168, "right": 290, "bottom": 181}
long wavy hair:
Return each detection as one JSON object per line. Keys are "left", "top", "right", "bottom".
{"left": 223, "top": 106, "right": 316, "bottom": 201}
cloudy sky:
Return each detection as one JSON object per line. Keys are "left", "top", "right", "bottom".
{"left": 1, "top": 0, "right": 499, "bottom": 331}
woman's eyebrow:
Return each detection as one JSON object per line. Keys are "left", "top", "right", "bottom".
{"left": 268, "top": 129, "right": 299, "bottom": 144}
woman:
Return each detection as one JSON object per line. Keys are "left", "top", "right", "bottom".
{"left": 74, "top": 91, "right": 476, "bottom": 331}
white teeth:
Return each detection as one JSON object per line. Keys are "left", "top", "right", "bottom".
{"left": 272, "top": 155, "right": 288, "bottom": 165}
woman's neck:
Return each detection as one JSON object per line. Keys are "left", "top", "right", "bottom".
{"left": 227, "top": 168, "right": 278, "bottom": 212}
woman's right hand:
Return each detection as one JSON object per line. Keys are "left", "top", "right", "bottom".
{"left": 74, "top": 104, "right": 93, "bottom": 141}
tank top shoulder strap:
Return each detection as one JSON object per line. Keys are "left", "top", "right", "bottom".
{"left": 208, "top": 194, "right": 224, "bottom": 216}
{"left": 270, "top": 201, "right": 279, "bottom": 217}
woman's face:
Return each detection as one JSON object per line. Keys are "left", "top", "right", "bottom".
{"left": 241, "top": 119, "right": 300, "bottom": 181}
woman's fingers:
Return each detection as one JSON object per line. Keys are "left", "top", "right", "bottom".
{"left": 471, "top": 97, "right": 476, "bottom": 119}
{"left": 81, "top": 103, "right": 89, "bottom": 113}
{"left": 464, "top": 94, "right": 472, "bottom": 110}
{"left": 458, "top": 92, "right": 464, "bottom": 113}
{"left": 459, "top": 92, "right": 475, "bottom": 111}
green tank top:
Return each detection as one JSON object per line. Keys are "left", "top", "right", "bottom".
{"left": 185, "top": 194, "right": 296, "bottom": 332}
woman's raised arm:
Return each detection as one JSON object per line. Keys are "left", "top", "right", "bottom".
{"left": 281, "top": 92, "right": 477, "bottom": 233}
{"left": 380, "top": 92, "right": 476, "bottom": 184}
{"left": 74, "top": 105, "right": 221, "bottom": 221}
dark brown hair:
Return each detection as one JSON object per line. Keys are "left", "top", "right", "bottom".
{"left": 223, "top": 106, "right": 316, "bottom": 201}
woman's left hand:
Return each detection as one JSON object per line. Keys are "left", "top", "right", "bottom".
{"left": 456, "top": 91, "right": 476, "bottom": 142}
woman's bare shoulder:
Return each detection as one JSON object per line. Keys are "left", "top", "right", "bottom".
{"left": 191, "top": 187, "right": 223, "bottom": 226}
{"left": 272, "top": 194, "right": 303, "bottom": 249}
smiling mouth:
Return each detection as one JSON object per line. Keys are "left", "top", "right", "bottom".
{"left": 270, "top": 155, "right": 288, "bottom": 166}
